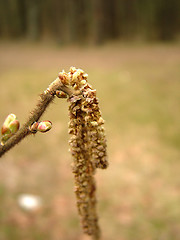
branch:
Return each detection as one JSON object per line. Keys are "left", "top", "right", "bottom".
{"left": 0, "top": 67, "right": 108, "bottom": 240}
{"left": 0, "top": 77, "right": 74, "bottom": 157}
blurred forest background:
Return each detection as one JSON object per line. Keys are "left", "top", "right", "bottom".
{"left": 0, "top": 1, "right": 180, "bottom": 240}
{"left": 0, "top": 0, "right": 180, "bottom": 44}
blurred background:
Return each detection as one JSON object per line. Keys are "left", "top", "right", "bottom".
{"left": 0, "top": 0, "right": 180, "bottom": 43}
{"left": 0, "top": 1, "right": 180, "bottom": 240}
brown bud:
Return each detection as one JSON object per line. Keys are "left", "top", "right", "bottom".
{"left": 56, "top": 90, "right": 67, "bottom": 98}
{"left": 1, "top": 125, "right": 11, "bottom": 135}
{"left": 29, "top": 122, "right": 39, "bottom": 133}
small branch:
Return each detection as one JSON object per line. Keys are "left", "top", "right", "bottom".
{"left": 0, "top": 67, "right": 108, "bottom": 239}
{"left": 0, "top": 78, "right": 74, "bottom": 158}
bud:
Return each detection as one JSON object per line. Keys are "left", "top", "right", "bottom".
{"left": 9, "top": 120, "right": 20, "bottom": 134}
{"left": 1, "top": 125, "right": 11, "bottom": 135}
{"left": 2, "top": 114, "right": 16, "bottom": 130}
{"left": 29, "top": 122, "right": 39, "bottom": 133}
{"left": 1, "top": 113, "right": 20, "bottom": 145}
{"left": 37, "top": 121, "right": 52, "bottom": 133}
{"left": 1, "top": 113, "right": 20, "bottom": 134}
{"left": 56, "top": 90, "right": 67, "bottom": 98}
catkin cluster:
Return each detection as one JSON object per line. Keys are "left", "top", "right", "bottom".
{"left": 58, "top": 67, "right": 108, "bottom": 239}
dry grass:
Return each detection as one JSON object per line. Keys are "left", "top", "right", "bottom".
{"left": 0, "top": 42, "right": 180, "bottom": 240}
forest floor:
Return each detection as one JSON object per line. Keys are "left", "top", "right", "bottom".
{"left": 0, "top": 42, "right": 180, "bottom": 240}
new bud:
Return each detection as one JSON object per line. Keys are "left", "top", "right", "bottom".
{"left": 37, "top": 121, "right": 52, "bottom": 133}
{"left": 1, "top": 113, "right": 20, "bottom": 135}
{"left": 9, "top": 120, "right": 20, "bottom": 134}
{"left": 56, "top": 90, "right": 67, "bottom": 98}
{"left": 1, "top": 113, "right": 20, "bottom": 144}
{"left": 1, "top": 125, "right": 11, "bottom": 135}
{"left": 2, "top": 114, "right": 16, "bottom": 130}
{"left": 29, "top": 122, "right": 39, "bottom": 133}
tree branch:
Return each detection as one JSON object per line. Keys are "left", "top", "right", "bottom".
{"left": 0, "top": 67, "right": 108, "bottom": 240}
{"left": 0, "top": 77, "right": 74, "bottom": 157}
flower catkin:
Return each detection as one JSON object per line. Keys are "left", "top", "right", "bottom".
{"left": 58, "top": 67, "right": 108, "bottom": 238}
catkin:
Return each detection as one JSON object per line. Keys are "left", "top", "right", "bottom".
{"left": 58, "top": 67, "right": 108, "bottom": 239}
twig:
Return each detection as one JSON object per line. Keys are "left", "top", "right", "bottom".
{"left": 0, "top": 77, "right": 74, "bottom": 157}
{"left": 0, "top": 67, "right": 108, "bottom": 240}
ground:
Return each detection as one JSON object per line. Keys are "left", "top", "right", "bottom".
{"left": 0, "top": 42, "right": 180, "bottom": 240}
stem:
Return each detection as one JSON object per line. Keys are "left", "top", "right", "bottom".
{"left": 0, "top": 67, "right": 108, "bottom": 239}
{"left": 0, "top": 78, "right": 74, "bottom": 158}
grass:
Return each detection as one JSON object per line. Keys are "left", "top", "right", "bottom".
{"left": 0, "top": 42, "right": 180, "bottom": 240}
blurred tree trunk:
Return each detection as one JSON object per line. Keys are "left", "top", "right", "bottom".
{"left": 0, "top": 0, "right": 9, "bottom": 37}
{"left": 0, "top": 0, "right": 180, "bottom": 43}
{"left": 103, "top": 0, "right": 118, "bottom": 40}
{"left": 25, "top": 0, "right": 41, "bottom": 40}
{"left": 155, "top": 0, "right": 180, "bottom": 40}
{"left": 91, "top": 0, "right": 105, "bottom": 44}
{"left": 0, "top": 0, "right": 26, "bottom": 38}
{"left": 135, "top": 0, "right": 157, "bottom": 40}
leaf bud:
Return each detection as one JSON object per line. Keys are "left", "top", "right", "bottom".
{"left": 29, "top": 122, "right": 39, "bottom": 133}
{"left": 56, "top": 90, "right": 67, "bottom": 98}
{"left": 2, "top": 114, "right": 16, "bottom": 129}
{"left": 1, "top": 113, "right": 20, "bottom": 144}
{"left": 9, "top": 120, "right": 20, "bottom": 134}
{"left": 37, "top": 121, "right": 52, "bottom": 133}
{"left": 1, "top": 114, "right": 20, "bottom": 135}
{"left": 1, "top": 125, "right": 11, "bottom": 135}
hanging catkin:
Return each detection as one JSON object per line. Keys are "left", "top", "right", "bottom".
{"left": 58, "top": 67, "right": 108, "bottom": 239}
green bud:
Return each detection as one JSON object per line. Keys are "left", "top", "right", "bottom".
{"left": 1, "top": 114, "right": 20, "bottom": 144}
{"left": 9, "top": 120, "right": 20, "bottom": 134}
{"left": 37, "top": 121, "right": 52, "bottom": 133}
{"left": 2, "top": 114, "right": 16, "bottom": 129}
